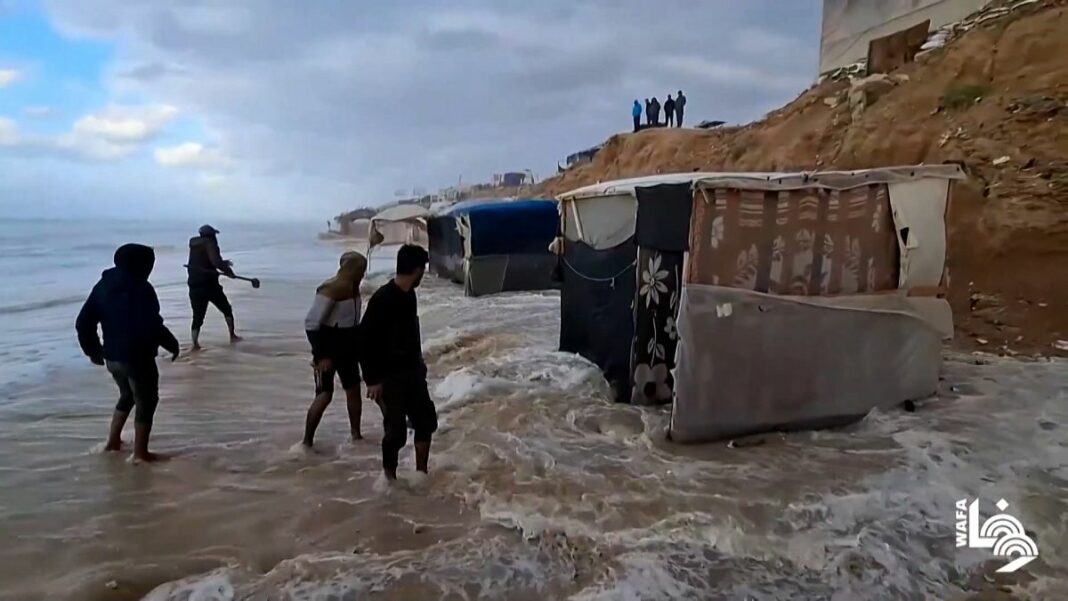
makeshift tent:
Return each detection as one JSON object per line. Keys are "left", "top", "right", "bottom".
{"left": 428, "top": 198, "right": 560, "bottom": 297}
{"left": 368, "top": 204, "right": 430, "bottom": 253}
{"left": 557, "top": 172, "right": 732, "bottom": 404}
{"left": 556, "top": 165, "right": 965, "bottom": 443}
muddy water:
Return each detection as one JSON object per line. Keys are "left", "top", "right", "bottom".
{"left": 0, "top": 221, "right": 1066, "bottom": 600}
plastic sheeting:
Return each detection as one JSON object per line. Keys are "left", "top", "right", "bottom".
{"left": 888, "top": 178, "right": 949, "bottom": 289}
{"left": 670, "top": 284, "right": 943, "bottom": 443}
{"left": 559, "top": 237, "right": 637, "bottom": 403}
{"left": 428, "top": 199, "right": 559, "bottom": 296}
{"left": 464, "top": 254, "right": 559, "bottom": 297}
{"left": 561, "top": 194, "right": 637, "bottom": 250}
{"left": 427, "top": 216, "right": 464, "bottom": 283}
{"left": 368, "top": 205, "right": 431, "bottom": 251}
{"left": 462, "top": 200, "right": 558, "bottom": 256}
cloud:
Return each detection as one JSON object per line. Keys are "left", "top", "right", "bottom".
{"left": 34, "top": 0, "right": 822, "bottom": 218}
{"left": 71, "top": 104, "right": 179, "bottom": 143}
{"left": 154, "top": 141, "right": 226, "bottom": 169}
{"left": 24, "top": 106, "right": 61, "bottom": 119}
{"left": 0, "top": 117, "right": 17, "bottom": 144}
{"left": 1, "top": 104, "right": 179, "bottom": 162}
{"left": 0, "top": 69, "right": 20, "bottom": 88}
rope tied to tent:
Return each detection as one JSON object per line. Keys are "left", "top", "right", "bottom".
{"left": 562, "top": 257, "right": 637, "bottom": 289}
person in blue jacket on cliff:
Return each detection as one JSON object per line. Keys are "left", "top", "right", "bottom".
{"left": 632, "top": 100, "right": 642, "bottom": 132}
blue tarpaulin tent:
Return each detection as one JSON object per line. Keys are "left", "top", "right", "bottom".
{"left": 428, "top": 198, "right": 560, "bottom": 297}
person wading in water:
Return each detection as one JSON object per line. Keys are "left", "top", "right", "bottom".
{"left": 76, "top": 244, "right": 179, "bottom": 463}
{"left": 303, "top": 251, "right": 368, "bottom": 447}
{"left": 360, "top": 244, "right": 437, "bottom": 481}
{"left": 187, "top": 224, "right": 240, "bottom": 350}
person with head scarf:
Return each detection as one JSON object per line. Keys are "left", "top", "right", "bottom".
{"left": 76, "top": 243, "right": 180, "bottom": 463}
{"left": 187, "top": 224, "right": 240, "bottom": 350}
{"left": 303, "top": 250, "right": 368, "bottom": 447}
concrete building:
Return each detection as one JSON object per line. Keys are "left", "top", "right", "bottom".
{"left": 820, "top": 0, "right": 991, "bottom": 73}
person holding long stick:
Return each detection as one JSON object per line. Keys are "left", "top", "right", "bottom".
{"left": 186, "top": 224, "right": 241, "bottom": 350}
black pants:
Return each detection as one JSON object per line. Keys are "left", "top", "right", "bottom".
{"left": 189, "top": 284, "right": 233, "bottom": 330}
{"left": 632, "top": 115, "right": 640, "bottom": 132}
{"left": 677, "top": 109, "right": 684, "bottom": 127}
{"left": 380, "top": 378, "right": 438, "bottom": 471}
{"left": 665, "top": 112, "right": 674, "bottom": 127}
{"left": 106, "top": 360, "right": 160, "bottom": 426}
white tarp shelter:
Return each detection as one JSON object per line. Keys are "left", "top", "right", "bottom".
{"left": 368, "top": 204, "right": 430, "bottom": 252}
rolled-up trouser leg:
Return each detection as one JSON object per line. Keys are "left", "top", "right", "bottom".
{"left": 107, "top": 361, "right": 136, "bottom": 414}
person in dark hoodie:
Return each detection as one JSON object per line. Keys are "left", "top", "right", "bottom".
{"left": 303, "top": 251, "right": 368, "bottom": 447}
{"left": 663, "top": 94, "right": 676, "bottom": 127}
{"left": 651, "top": 96, "right": 661, "bottom": 126}
{"left": 76, "top": 244, "right": 179, "bottom": 463}
{"left": 360, "top": 244, "right": 436, "bottom": 481}
{"left": 187, "top": 224, "right": 240, "bottom": 350}
{"left": 644, "top": 98, "right": 652, "bottom": 125}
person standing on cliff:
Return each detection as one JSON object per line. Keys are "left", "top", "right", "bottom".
{"left": 76, "top": 243, "right": 180, "bottom": 463}
{"left": 676, "top": 90, "right": 687, "bottom": 127}
{"left": 644, "top": 98, "right": 652, "bottom": 125}
{"left": 651, "top": 96, "right": 661, "bottom": 126}
{"left": 360, "top": 244, "right": 437, "bottom": 481}
{"left": 664, "top": 94, "right": 676, "bottom": 127}
{"left": 303, "top": 251, "right": 368, "bottom": 447}
{"left": 186, "top": 224, "right": 241, "bottom": 350}
{"left": 632, "top": 100, "right": 642, "bottom": 132}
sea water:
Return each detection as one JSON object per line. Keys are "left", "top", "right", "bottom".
{"left": 0, "top": 219, "right": 1065, "bottom": 600}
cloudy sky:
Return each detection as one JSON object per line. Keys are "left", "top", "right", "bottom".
{"left": 0, "top": 0, "right": 820, "bottom": 221}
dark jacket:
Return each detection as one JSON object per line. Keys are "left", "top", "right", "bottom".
{"left": 76, "top": 244, "right": 180, "bottom": 363}
{"left": 187, "top": 234, "right": 233, "bottom": 287}
{"left": 359, "top": 280, "right": 425, "bottom": 386}
{"left": 664, "top": 97, "right": 676, "bottom": 115}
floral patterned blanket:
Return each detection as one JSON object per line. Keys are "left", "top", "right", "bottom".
{"left": 687, "top": 185, "right": 899, "bottom": 294}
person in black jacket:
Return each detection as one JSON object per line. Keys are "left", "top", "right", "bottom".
{"left": 76, "top": 243, "right": 179, "bottom": 463}
{"left": 663, "top": 94, "right": 676, "bottom": 127}
{"left": 303, "top": 251, "right": 368, "bottom": 447}
{"left": 651, "top": 96, "right": 661, "bottom": 126}
{"left": 360, "top": 244, "right": 436, "bottom": 481}
{"left": 675, "top": 90, "right": 687, "bottom": 127}
{"left": 187, "top": 224, "right": 240, "bottom": 350}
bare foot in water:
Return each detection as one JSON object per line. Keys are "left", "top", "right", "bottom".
{"left": 132, "top": 451, "right": 170, "bottom": 464}
{"left": 190, "top": 344, "right": 202, "bottom": 353}
{"left": 104, "top": 441, "right": 124, "bottom": 452}
{"left": 229, "top": 335, "right": 243, "bottom": 344}
{"left": 350, "top": 432, "right": 364, "bottom": 441}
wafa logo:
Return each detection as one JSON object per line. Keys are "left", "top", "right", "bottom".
{"left": 955, "top": 498, "right": 1038, "bottom": 573}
